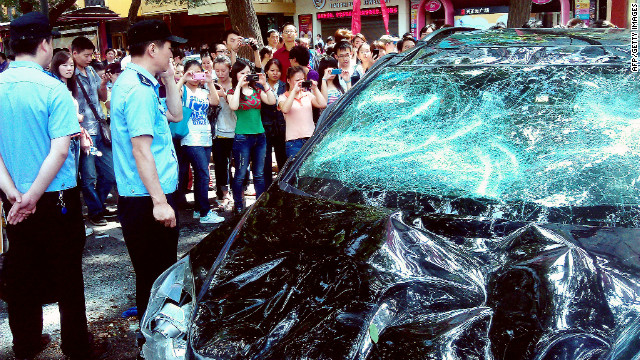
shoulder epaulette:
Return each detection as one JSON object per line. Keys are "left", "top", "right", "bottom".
{"left": 138, "top": 73, "right": 153, "bottom": 87}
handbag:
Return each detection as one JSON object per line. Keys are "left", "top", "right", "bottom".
{"left": 169, "top": 84, "right": 191, "bottom": 139}
{"left": 77, "top": 73, "right": 112, "bottom": 147}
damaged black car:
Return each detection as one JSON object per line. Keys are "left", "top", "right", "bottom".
{"left": 140, "top": 28, "right": 640, "bottom": 360}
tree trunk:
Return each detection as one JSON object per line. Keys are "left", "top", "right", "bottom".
{"left": 128, "top": 0, "right": 142, "bottom": 26}
{"left": 49, "top": 0, "right": 78, "bottom": 24}
{"left": 225, "top": 0, "right": 263, "bottom": 59}
{"left": 507, "top": 0, "right": 532, "bottom": 28}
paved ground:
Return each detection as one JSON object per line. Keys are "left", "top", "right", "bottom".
{"left": 0, "top": 188, "right": 254, "bottom": 359}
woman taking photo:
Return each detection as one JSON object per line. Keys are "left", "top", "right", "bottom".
{"left": 260, "top": 58, "right": 288, "bottom": 188}
{"left": 176, "top": 60, "right": 224, "bottom": 224}
{"left": 318, "top": 57, "right": 349, "bottom": 107}
{"left": 227, "top": 59, "right": 276, "bottom": 213}
{"left": 278, "top": 66, "right": 327, "bottom": 159}
{"left": 212, "top": 55, "right": 236, "bottom": 210}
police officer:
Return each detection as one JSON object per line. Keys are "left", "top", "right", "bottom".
{"left": 0, "top": 12, "right": 92, "bottom": 360}
{"left": 110, "top": 20, "right": 186, "bottom": 322}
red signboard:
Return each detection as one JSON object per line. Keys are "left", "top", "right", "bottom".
{"left": 425, "top": 0, "right": 442, "bottom": 12}
{"left": 317, "top": 6, "right": 398, "bottom": 20}
{"left": 532, "top": 0, "right": 552, "bottom": 4}
{"left": 298, "top": 14, "right": 313, "bottom": 39}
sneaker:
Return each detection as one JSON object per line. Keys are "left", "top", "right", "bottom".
{"left": 85, "top": 226, "right": 94, "bottom": 237}
{"left": 200, "top": 210, "right": 225, "bottom": 224}
{"left": 88, "top": 214, "right": 107, "bottom": 227}
{"left": 101, "top": 208, "right": 118, "bottom": 218}
{"left": 193, "top": 211, "right": 200, "bottom": 219}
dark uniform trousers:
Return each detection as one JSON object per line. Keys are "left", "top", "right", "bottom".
{"left": 3, "top": 187, "right": 90, "bottom": 359}
{"left": 118, "top": 192, "right": 179, "bottom": 319}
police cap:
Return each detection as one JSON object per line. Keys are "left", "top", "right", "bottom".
{"left": 127, "top": 20, "right": 187, "bottom": 46}
{"left": 10, "top": 12, "right": 60, "bottom": 40}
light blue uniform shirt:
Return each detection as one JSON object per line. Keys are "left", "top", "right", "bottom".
{"left": 110, "top": 62, "right": 178, "bottom": 196}
{"left": 0, "top": 61, "right": 80, "bottom": 194}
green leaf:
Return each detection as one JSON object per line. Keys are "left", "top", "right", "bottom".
{"left": 369, "top": 323, "right": 379, "bottom": 343}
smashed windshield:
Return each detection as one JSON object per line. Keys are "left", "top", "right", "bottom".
{"left": 289, "top": 65, "right": 640, "bottom": 223}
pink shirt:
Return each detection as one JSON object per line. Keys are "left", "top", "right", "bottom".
{"left": 278, "top": 92, "right": 315, "bottom": 141}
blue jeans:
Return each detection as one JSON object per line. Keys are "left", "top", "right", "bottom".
{"left": 183, "top": 146, "right": 212, "bottom": 216}
{"left": 286, "top": 138, "right": 308, "bottom": 159}
{"left": 79, "top": 132, "right": 116, "bottom": 217}
{"left": 232, "top": 134, "right": 266, "bottom": 211}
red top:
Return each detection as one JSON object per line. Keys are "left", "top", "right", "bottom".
{"left": 273, "top": 46, "right": 292, "bottom": 82}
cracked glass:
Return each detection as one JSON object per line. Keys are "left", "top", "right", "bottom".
{"left": 291, "top": 64, "right": 640, "bottom": 226}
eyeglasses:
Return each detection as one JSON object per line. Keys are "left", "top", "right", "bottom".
{"left": 337, "top": 54, "right": 350, "bottom": 59}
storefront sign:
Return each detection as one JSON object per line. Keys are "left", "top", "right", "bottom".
{"left": 324, "top": 0, "right": 395, "bottom": 10}
{"left": 317, "top": 6, "right": 398, "bottom": 20}
{"left": 456, "top": 6, "right": 509, "bottom": 16}
{"left": 299, "top": 14, "right": 313, "bottom": 39}
{"left": 575, "top": 0, "right": 590, "bottom": 23}
{"left": 410, "top": 0, "right": 420, "bottom": 37}
{"left": 425, "top": 0, "right": 441, "bottom": 12}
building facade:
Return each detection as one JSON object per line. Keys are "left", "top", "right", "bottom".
{"left": 295, "top": 0, "right": 411, "bottom": 42}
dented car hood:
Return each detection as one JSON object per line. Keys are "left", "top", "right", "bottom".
{"left": 187, "top": 187, "right": 640, "bottom": 359}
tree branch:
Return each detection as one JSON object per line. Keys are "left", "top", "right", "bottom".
{"left": 49, "top": 0, "right": 76, "bottom": 24}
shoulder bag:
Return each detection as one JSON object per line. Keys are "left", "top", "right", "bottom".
{"left": 77, "top": 76, "right": 112, "bottom": 147}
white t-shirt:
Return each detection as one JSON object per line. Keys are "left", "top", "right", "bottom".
{"left": 181, "top": 86, "right": 212, "bottom": 147}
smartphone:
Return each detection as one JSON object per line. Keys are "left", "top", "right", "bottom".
{"left": 192, "top": 73, "right": 206, "bottom": 80}
{"left": 246, "top": 74, "right": 259, "bottom": 82}
{"left": 301, "top": 80, "right": 312, "bottom": 90}
{"left": 331, "top": 68, "right": 342, "bottom": 75}
{"left": 372, "top": 48, "right": 380, "bottom": 58}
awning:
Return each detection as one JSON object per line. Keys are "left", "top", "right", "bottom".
{"left": 57, "top": 6, "right": 123, "bottom": 23}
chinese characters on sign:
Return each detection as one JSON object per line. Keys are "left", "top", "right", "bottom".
{"left": 460, "top": 7, "right": 491, "bottom": 15}
{"left": 317, "top": 6, "right": 398, "bottom": 20}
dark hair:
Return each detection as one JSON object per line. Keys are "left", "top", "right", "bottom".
{"left": 200, "top": 49, "right": 212, "bottom": 61}
{"left": 281, "top": 23, "right": 296, "bottom": 33}
{"left": 223, "top": 28, "right": 241, "bottom": 43}
{"left": 214, "top": 55, "right": 232, "bottom": 69}
{"left": 419, "top": 24, "right": 437, "bottom": 37}
{"left": 397, "top": 38, "right": 416, "bottom": 52}
{"left": 327, "top": 36, "right": 334, "bottom": 42}
{"left": 10, "top": 36, "right": 51, "bottom": 56}
{"left": 71, "top": 36, "right": 95, "bottom": 53}
{"left": 317, "top": 56, "right": 344, "bottom": 94}
{"left": 92, "top": 62, "right": 105, "bottom": 72}
{"left": 105, "top": 62, "right": 122, "bottom": 75}
{"left": 230, "top": 59, "right": 256, "bottom": 97}
{"left": 259, "top": 46, "right": 273, "bottom": 62}
{"left": 267, "top": 29, "right": 278, "bottom": 36}
{"left": 50, "top": 50, "right": 77, "bottom": 98}
{"left": 264, "top": 58, "right": 282, "bottom": 74}
{"left": 184, "top": 59, "right": 202, "bottom": 72}
{"left": 285, "top": 65, "right": 306, "bottom": 91}
{"left": 0, "top": 52, "right": 7, "bottom": 61}
{"left": 105, "top": 48, "right": 116, "bottom": 55}
{"left": 288, "top": 45, "right": 310, "bottom": 66}
{"left": 172, "top": 47, "right": 185, "bottom": 59}
{"left": 129, "top": 39, "right": 166, "bottom": 57}
{"left": 334, "top": 40, "right": 352, "bottom": 54}
{"left": 325, "top": 44, "right": 336, "bottom": 57}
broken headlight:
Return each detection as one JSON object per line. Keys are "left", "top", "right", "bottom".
{"left": 141, "top": 256, "right": 195, "bottom": 360}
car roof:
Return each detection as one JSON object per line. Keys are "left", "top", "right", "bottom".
{"left": 435, "top": 28, "right": 631, "bottom": 49}
{"left": 394, "top": 28, "right": 633, "bottom": 67}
